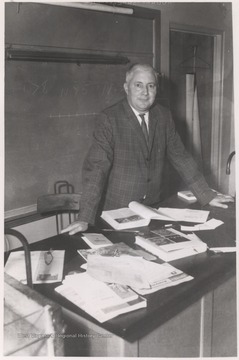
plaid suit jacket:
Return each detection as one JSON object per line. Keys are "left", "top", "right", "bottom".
{"left": 79, "top": 99, "right": 215, "bottom": 224}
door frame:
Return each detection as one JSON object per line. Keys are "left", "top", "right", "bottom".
{"left": 170, "top": 23, "right": 224, "bottom": 188}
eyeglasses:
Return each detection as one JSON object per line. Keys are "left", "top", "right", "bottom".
{"left": 133, "top": 82, "right": 157, "bottom": 92}
{"left": 44, "top": 249, "right": 54, "bottom": 265}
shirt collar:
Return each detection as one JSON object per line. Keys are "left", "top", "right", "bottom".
{"left": 129, "top": 105, "right": 149, "bottom": 119}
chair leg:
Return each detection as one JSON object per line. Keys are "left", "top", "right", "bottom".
{"left": 4, "top": 228, "right": 33, "bottom": 288}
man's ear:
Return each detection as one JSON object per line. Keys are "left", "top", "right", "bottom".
{"left": 123, "top": 83, "right": 128, "bottom": 95}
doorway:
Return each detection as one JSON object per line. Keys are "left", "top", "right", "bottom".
{"left": 169, "top": 27, "right": 223, "bottom": 188}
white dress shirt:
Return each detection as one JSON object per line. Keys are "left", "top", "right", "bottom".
{"left": 130, "top": 106, "right": 149, "bottom": 131}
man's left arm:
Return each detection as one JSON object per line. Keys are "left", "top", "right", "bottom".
{"left": 165, "top": 109, "right": 234, "bottom": 208}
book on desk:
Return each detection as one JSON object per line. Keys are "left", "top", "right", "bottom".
{"left": 81, "top": 233, "right": 112, "bottom": 248}
{"left": 101, "top": 201, "right": 210, "bottom": 230}
{"left": 177, "top": 190, "right": 197, "bottom": 203}
{"left": 135, "top": 228, "right": 207, "bottom": 262}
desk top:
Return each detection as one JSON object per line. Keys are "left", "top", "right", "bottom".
{"left": 25, "top": 197, "right": 237, "bottom": 342}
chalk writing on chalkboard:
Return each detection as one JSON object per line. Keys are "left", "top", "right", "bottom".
{"left": 29, "top": 80, "right": 49, "bottom": 95}
{"left": 48, "top": 113, "right": 98, "bottom": 118}
{"left": 22, "top": 79, "right": 124, "bottom": 107}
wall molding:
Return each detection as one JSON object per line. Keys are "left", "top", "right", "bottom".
{"left": 5, "top": 204, "right": 37, "bottom": 220}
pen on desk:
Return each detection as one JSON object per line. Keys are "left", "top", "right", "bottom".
{"left": 101, "top": 229, "right": 141, "bottom": 233}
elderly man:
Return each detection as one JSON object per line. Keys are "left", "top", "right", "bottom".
{"left": 62, "top": 64, "right": 233, "bottom": 234}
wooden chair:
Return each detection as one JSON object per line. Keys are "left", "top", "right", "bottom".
{"left": 37, "top": 181, "right": 81, "bottom": 234}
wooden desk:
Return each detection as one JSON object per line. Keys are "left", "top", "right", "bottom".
{"left": 10, "top": 198, "right": 237, "bottom": 357}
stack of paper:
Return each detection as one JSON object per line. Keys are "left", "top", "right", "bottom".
{"left": 86, "top": 255, "right": 194, "bottom": 295}
{"left": 131, "top": 260, "right": 194, "bottom": 295}
{"left": 55, "top": 272, "right": 146, "bottom": 323}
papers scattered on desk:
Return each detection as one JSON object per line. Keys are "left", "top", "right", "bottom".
{"left": 55, "top": 272, "right": 146, "bottom": 323}
{"left": 81, "top": 233, "right": 112, "bottom": 249}
{"left": 209, "top": 247, "right": 236, "bottom": 253}
{"left": 155, "top": 207, "right": 209, "bottom": 223}
{"left": 181, "top": 218, "right": 224, "bottom": 232}
{"left": 131, "top": 261, "right": 194, "bottom": 295}
{"left": 87, "top": 254, "right": 193, "bottom": 294}
{"left": 4, "top": 250, "right": 65, "bottom": 284}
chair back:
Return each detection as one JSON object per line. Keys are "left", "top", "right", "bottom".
{"left": 37, "top": 181, "right": 81, "bottom": 233}
{"left": 37, "top": 193, "right": 81, "bottom": 214}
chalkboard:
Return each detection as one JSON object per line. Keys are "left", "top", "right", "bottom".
{"left": 5, "top": 3, "right": 160, "bottom": 211}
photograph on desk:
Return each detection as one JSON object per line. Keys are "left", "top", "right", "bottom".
{"left": 4, "top": 250, "right": 65, "bottom": 284}
{"left": 4, "top": 1, "right": 236, "bottom": 357}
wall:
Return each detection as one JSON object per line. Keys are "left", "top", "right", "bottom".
{"left": 5, "top": 3, "right": 159, "bottom": 213}
{"left": 136, "top": 2, "right": 234, "bottom": 194}
{"left": 5, "top": 2, "right": 235, "bottom": 218}
{"left": 5, "top": 213, "right": 71, "bottom": 251}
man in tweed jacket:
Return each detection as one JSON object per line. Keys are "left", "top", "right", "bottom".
{"left": 63, "top": 64, "right": 233, "bottom": 234}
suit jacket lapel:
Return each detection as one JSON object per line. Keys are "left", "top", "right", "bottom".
{"left": 148, "top": 105, "right": 159, "bottom": 153}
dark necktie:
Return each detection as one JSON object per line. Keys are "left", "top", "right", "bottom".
{"left": 139, "top": 113, "right": 149, "bottom": 146}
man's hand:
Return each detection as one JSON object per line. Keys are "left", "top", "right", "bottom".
{"left": 209, "top": 193, "right": 234, "bottom": 209}
{"left": 61, "top": 221, "right": 88, "bottom": 235}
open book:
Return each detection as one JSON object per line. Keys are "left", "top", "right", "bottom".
{"left": 101, "top": 201, "right": 210, "bottom": 230}
{"left": 135, "top": 228, "right": 207, "bottom": 262}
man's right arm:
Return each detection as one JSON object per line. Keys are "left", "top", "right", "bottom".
{"left": 61, "top": 112, "right": 114, "bottom": 235}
